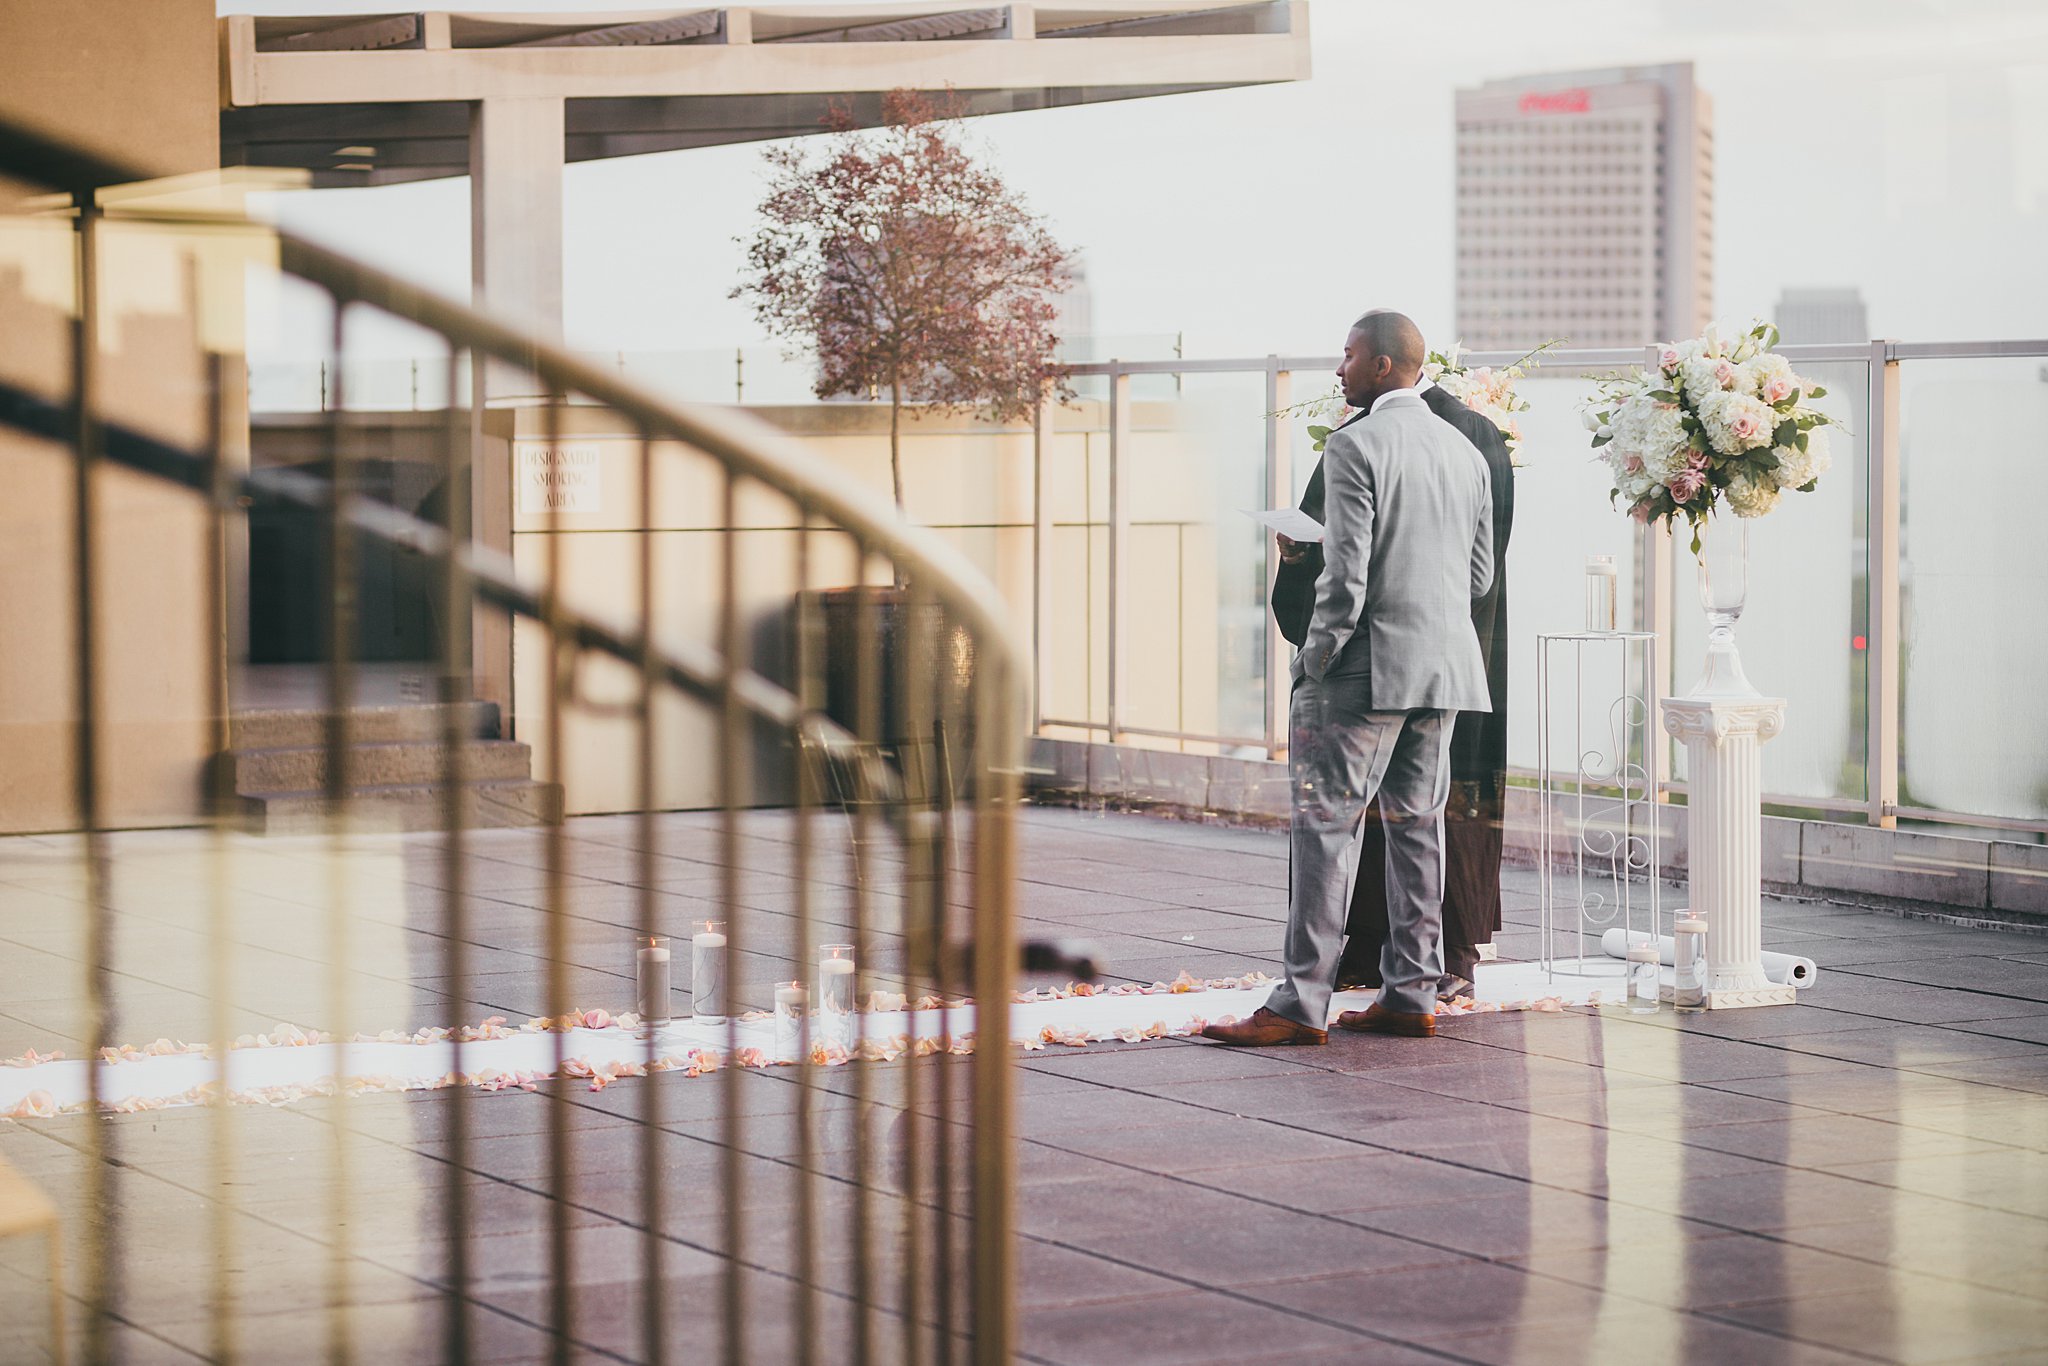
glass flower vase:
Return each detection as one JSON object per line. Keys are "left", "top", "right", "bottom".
{"left": 1690, "top": 517, "right": 1759, "bottom": 698}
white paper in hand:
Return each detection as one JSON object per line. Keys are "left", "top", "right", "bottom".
{"left": 1243, "top": 507, "right": 1324, "bottom": 543}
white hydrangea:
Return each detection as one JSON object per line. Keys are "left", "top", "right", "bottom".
{"left": 1603, "top": 443, "right": 1660, "bottom": 505}
{"left": 1770, "top": 424, "right": 1834, "bottom": 490}
{"left": 1637, "top": 406, "right": 1692, "bottom": 480}
{"left": 1698, "top": 390, "right": 1777, "bottom": 456}
{"left": 1725, "top": 471, "right": 1783, "bottom": 519}
{"left": 1680, "top": 357, "right": 1731, "bottom": 409}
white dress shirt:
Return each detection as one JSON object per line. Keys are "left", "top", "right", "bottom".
{"left": 1368, "top": 375, "right": 1432, "bottom": 415}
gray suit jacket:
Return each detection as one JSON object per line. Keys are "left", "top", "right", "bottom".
{"left": 1297, "top": 392, "right": 1494, "bottom": 711}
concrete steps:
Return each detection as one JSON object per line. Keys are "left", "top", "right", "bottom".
{"left": 220, "top": 702, "right": 561, "bottom": 834}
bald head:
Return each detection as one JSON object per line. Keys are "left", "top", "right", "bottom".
{"left": 1337, "top": 309, "right": 1427, "bottom": 409}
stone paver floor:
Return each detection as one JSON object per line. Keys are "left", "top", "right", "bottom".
{"left": 2, "top": 805, "right": 2047, "bottom": 1362}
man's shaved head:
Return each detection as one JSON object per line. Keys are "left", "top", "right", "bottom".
{"left": 1336, "top": 309, "right": 1427, "bottom": 409}
{"left": 1352, "top": 310, "right": 1426, "bottom": 379}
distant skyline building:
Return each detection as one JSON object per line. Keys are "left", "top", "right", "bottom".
{"left": 1774, "top": 286, "right": 1869, "bottom": 344}
{"left": 1455, "top": 63, "right": 1714, "bottom": 350}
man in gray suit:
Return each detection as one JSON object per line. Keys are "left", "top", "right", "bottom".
{"left": 1204, "top": 311, "right": 1493, "bottom": 1045}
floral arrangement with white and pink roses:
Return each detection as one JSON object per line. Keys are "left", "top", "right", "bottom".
{"left": 1283, "top": 339, "right": 1558, "bottom": 461}
{"left": 1585, "top": 322, "right": 1836, "bottom": 540}
{"left": 1422, "top": 339, "right": 1559, "bottom": 467}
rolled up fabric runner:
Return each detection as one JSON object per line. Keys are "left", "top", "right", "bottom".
{"left": 1598, "top": 927, "right": 1816, "bottom": 989}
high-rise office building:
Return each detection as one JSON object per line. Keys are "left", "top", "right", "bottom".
{"left": 1455, "top": 63, "right": 1713, "bottom": 350}
{"left": 1775, "top": 287, "right": 1869, "bottom": 344}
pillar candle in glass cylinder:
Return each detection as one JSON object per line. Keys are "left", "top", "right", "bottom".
{"left": 635, "top": 937, "right": 672, "bottom": 1025}
{"left": 1628, "top": 943, "right": 1661, "bottom": 1014}
{"left": 1585, "top": 555, "right": 1618, "bottom": 633}
{"left": 819, "top": 943, "right": 855, "bottom": 1047}
{"left": 692, "top": 921, "right": 728, "bottom": 1023}
{"left": 773, "top": 981, "right": 809, "bottom": 1063}
{"left": 1672, "top": 916, "right": 1709, "bottom": 1011}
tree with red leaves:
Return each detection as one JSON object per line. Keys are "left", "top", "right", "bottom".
{"left": 734, "top": 89, "right": 1075, "bottom": 511}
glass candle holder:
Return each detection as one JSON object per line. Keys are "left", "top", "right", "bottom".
{"left": 635, "top": 936, "right": 672, "bottom": 1026}
{"left": 1584, "top": 555, "right": 1618, "bottom": 633}
{"left": 1628, "top": 944, "right": 1661, "bottom": 1014}
{"left": 1672, "top": 916, "right": 1708, "bottom": 1012}
{"left": 773, "top": 981, "right": 808, "bottom": 1063}
{"left": 692, "top": 920, "right": 728, "bottom": 1023}
{"left": 819, "top": 943, "right": 856, "bottom": 1048}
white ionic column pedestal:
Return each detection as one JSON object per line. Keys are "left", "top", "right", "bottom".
{"left": 1661, "top": 696, "right": 1794, "bottom": 1009}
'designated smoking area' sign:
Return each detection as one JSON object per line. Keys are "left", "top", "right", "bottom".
{"left": 515, "top": 442, "right": 603, "bottom": 515}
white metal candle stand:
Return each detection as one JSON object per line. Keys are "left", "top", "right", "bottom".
{"left": 1533, "top": 631, "right": 1662, "bottom": 987}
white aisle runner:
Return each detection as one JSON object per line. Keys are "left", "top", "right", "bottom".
{"left": 1, "top": 972, "right": 1591, "bottom": 1119}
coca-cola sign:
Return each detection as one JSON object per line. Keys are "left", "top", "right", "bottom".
{"left": 1519, "top": 88, "right": 1591, "bottom": 114}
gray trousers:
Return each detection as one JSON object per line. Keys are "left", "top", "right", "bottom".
{"left": 1264, "top": 675, "right": 1454, "bottom": 1026}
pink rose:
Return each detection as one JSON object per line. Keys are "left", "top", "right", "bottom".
{"left": 1624, "top": 454, "right": 1644, "bottom": 473}
{"left": 1727, "top": 408, "right": 1767, "bottom": 444}
{"left": 1659, "top": 347, "right": 1681, "bottom": 369}
{"left": 1712, "top": 359, "right": 1738, "bottom": 388}
{"left": 1669, "top": 469, "right": 1706, "bottom": 502}
{"left": 1762, "top": 376, "right": 1794, "bottom": 403}
{"left": 1688, "top": 446, "right": 1711, "bottom": 470}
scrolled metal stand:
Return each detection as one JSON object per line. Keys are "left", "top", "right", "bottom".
{"left": 1534, "top": 631, "right": 1661, "bottom": 987}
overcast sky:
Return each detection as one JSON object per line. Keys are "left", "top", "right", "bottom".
{"left": 236, "top": 0, "right": 2048, "bottom": 360}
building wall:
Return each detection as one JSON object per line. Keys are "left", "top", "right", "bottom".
{"left": 0, "top": 241, "right": 222, "bottom": 834}
{"left": 499, "top": 400, "right": 1224, "bottom": 816}
{"left": 0, "top": 0, "right": 229, "bottom": 833}
{"left": 1455, "top": 63, "right": 1713, "bottom": 350}
{"left": 0, "top": 0, "right": 217, "bottom": 184}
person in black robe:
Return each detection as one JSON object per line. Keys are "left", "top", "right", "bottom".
{"left": 1271, "top": 381, "right": 1514, "bottom": 995}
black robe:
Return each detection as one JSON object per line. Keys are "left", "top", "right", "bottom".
{"left": 1271, "top": 386, "right": 1515, "bottom": 978}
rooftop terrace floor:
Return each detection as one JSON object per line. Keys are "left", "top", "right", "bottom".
{"left": 2, "top": 806, "right": 2047, "bottom": 1363}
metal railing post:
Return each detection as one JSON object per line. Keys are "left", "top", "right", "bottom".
{"left": 1032, "top": 390, "right": 1054, "bottom": 732}
{"left": 69, "top": 188, "right": 121, "bottom": 1366}
{"left": 1262, "top": 358, "right": 1291, "bottom": 759}
{"left": 1106, "top": 364, "right": 1131, "bottom": 741}
{"left": 1638, "top": 346, "right": 1676, "bottom": 798}
{"left": 1867, "top": 340, "right": 1902, "bottom": 827}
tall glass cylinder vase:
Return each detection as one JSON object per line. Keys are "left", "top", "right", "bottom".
{"left": 1690, "top": 517, "right": 1758, "bottom": 698}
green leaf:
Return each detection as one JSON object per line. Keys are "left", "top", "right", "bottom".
{"left": 1808, "top": 385, "right": 1827, "bottom": 399}
{"left": 1796, "top": 430, "right": 1809, "bottom": 453}
{"left": 1690, "top": 527, "right": 1703, "bottom": 556}
{"left": 1306, "top": 424, "right": 1331, "bottom": 441}
{"left": 1752, "top": 448, "right": 1781, "bottom": 472}
{"left": 1592, "top": 432, "right": 1613, "bottom": 448}
{"left": 1798, "top": 478, "right": 1819, "bottom": 493}
{"left": 1773, "top": 420, "right": 1798, "bottom": 448}
{"left": 1648, "top": 389, "right": 1678, "bottom": 403}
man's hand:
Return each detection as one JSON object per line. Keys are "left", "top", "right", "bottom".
{"left": 1276, "top": 532, "right": 1307, "bottom": 564}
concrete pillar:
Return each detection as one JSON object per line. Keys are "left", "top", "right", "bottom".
{"left": 1660, "top": 696, "right": 1794, "bottom": 1009}
{"left": 466, "top": 96, "right": 563, "bottom": 719}
{"left": 469, "top": 96, "right": 566, "bottom": 367}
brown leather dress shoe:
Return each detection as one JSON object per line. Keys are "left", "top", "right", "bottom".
{"left": 1333, "top": 1003, "right": 1438, "bottom": 1038}
{"left": 1200, "top": 1007, "right": 1327, "bottom": 1047}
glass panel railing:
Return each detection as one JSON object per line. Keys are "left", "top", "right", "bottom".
{"left": 1898, "top": 355, "right": 2048, "bottom": 823}
{"left": 1039, "top": 397, "right": 1110, "bottom": 738}
{"left": 1119, "top": 369, "right": 1269, "bottom": 752}
{"left": 1668, "top": 358, "right": 1869, "bottom": 807}
{"left": 1497, "top": 370, "right": 1647, "bottom": 775}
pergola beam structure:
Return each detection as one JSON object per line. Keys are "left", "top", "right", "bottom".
{"left": 503, "top": 11, "right": 726, "bottom": 48}
{"left": 217, "top": 2, "right": 1309, "bottom": 336}
{"left": 1041, "top": 2, "right": 1290, "bottom": 38}
{"left": 264, "top": 14, "right": 424, "bottom": 53}
{"left": 770, "top": 7, "right": 1011, "bottom": 43}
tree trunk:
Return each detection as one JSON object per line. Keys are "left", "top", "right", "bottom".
{"left": 888, "top": 377, "right": 905, "bottom": 511}
{"left": 889, "top": 374, "right": 907, "bottom": 588}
